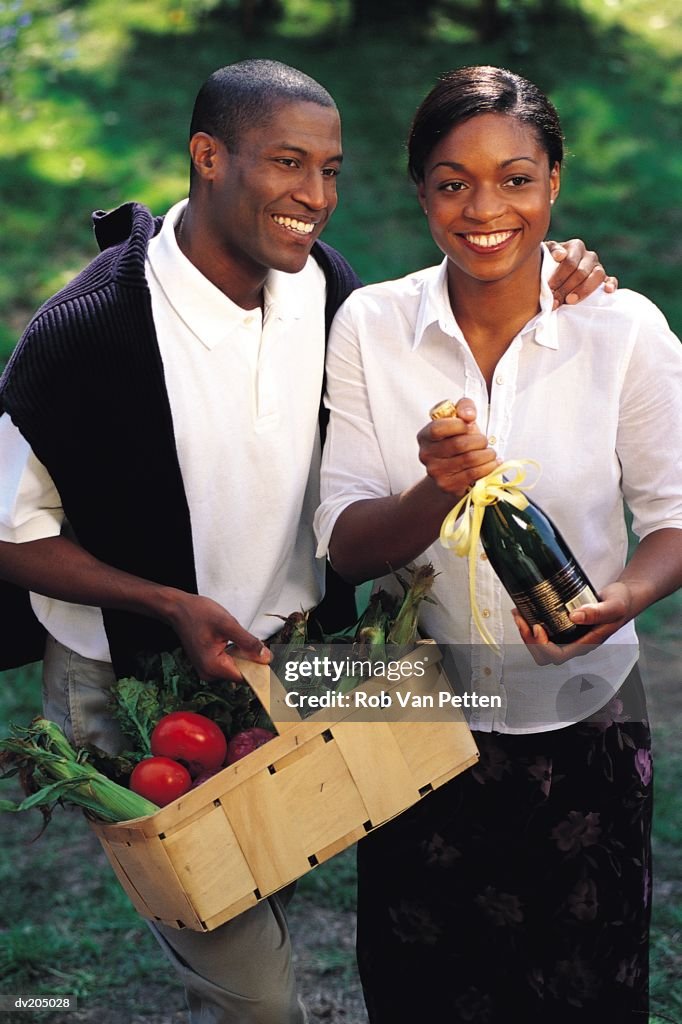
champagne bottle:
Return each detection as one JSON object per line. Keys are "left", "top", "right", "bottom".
{"left": 478, "top": 496, "right": 599, "bottom": 643}
{"left": 430, "top": 399, "right": 599, "bottom": 644}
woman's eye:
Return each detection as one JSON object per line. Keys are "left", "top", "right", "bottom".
{"left": 507, "top": 175, "right": 531, "bottom": 187}
{"left": 441, "top": 181, "right": 466, "bottom": 192}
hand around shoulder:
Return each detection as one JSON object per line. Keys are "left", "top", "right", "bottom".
{"left": 545, "top": 238, "right": 617, "bottom": 309}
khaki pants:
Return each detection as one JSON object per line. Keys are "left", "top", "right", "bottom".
{"left": 42, "top": 634, "right": 306, "bottom": 1024}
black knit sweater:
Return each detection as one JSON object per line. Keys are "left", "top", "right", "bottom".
{"left": 0, "top": 202, "right": 361, "bottom": 675}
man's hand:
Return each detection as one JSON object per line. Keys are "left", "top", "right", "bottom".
{"left": 167, "top": 591, "right": 272, "bottom": 682}
{"left": 418, "top": 398, "right": 499, "bottom": 499}
{"left": 546, "top": 239, "right": 618, "bottom": 309}
{"left": 510, "top": 581, "right": 633, "bottom": 666}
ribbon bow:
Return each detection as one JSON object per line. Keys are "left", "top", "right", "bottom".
{"left": 439, "top": 459, "right": 540, "bottom": 653}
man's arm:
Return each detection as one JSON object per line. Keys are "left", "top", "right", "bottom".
{"left": 0, "top": 537, "right": 270, "bottom": 681}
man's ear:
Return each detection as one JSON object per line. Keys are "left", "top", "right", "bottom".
{"left": 189, "top": 132, "right": 222, "bottom": 181}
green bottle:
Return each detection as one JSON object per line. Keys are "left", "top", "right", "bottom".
{"left": 479, "top": 497, "right": 599, "bottom": 644}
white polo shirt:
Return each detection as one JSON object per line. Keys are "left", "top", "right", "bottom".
{"left": 314, "top": 246, "right": 682, "bottom": 733}
{"left": 0, "top": 199, "right": 328, "bottom": 661}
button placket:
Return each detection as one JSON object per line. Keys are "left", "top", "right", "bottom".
{"left": 486, "top": 336, "right": 521, "bottom": 458}
{"left": 247, "top": 313, "right": 277, "bottom": 426}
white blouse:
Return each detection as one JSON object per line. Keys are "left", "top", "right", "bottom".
{"left": 315, "top": 247, "right": 682, "bottom": 733}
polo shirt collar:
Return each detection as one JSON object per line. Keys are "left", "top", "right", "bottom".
{"left": 264, "top": 268, "right": 305, "bottom": 325}
{"left": 413, "top": 242, "right": 559, "bottom": 352}
{"left": 147, "top": 199, "right": 302, "bottom": 351}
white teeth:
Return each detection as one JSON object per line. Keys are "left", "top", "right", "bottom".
{"left": 465, "top": 231, "right": 515, "bottom": 248}
{"left": 272, "top": 215, "right": 315, "bottom": 235}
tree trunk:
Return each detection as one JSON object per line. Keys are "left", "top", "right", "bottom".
{"left": 352, "top": 0, "right": 437, "bottom": 29}
{"left": 479, "top": 0, "right": 501, "bottom": 41}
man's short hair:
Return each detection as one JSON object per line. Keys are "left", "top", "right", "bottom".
{"left": 189, "top": 59, "right": 336, "bottom": 151}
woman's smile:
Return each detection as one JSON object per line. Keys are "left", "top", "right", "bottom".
{"left": 458, "top": 228, "right": 521, "bottom": 254}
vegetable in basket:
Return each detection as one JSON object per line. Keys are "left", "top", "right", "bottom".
{"left": 0, "top": 717, "right": 159, "bottom": 824}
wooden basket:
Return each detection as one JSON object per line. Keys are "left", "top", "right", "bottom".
{"left": 89, "top": 643, "right": 478, "bottom": 932}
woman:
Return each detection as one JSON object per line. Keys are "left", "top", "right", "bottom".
{"left": 314, "top": 66, "right": 682, "bottom": 1022}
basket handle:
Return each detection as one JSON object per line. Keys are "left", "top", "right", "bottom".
{"left": 233, "top": 657, "right": 302, "bottom": 734}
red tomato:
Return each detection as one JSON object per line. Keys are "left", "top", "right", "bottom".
{"left": 226, "top": 727, "right": 276, "bottom": 765}
{"left": 129, "top": 756, "right": 192, "bottom": 806}
{"left": 151, "top": 711, "right": 227, "bottom": 777}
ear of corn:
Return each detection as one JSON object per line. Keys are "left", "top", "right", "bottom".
{"left": 386, "top": 562, "right": 438, "bottom": 646}
{"left": 0, "top": 718, "right": 159, "bottom": 823}
{"left": 333, "top": 563, "right": 436, "bottom": 694}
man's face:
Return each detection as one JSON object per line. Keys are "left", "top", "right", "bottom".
{"left": 203, "top": 100, "right": 342, "bottom": 279}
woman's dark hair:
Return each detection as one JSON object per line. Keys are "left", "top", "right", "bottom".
{"left": 407, "top": 65, "right": 564, "bottom": 184}
{"left": 189, "top": 59, "right": 336, "bottom": 152}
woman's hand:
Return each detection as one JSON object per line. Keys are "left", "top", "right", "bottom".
{"left": 546, "top": 239, "right": 618, "bottom": 309}
{"left": 418, "top": 398, "right": 499, "bottom": 500}
{"left": 511, "top": 581, "right": 634, "bottom": 665}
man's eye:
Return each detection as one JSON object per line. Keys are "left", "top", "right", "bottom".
{"left": 276, "top": 158, "right": 298, "bottom": 167}
{"left": 322, "top": 167, "right": 339, "bottom": 178}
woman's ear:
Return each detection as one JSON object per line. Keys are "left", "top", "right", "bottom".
{"left": 189, "top": 132, "right": 221, "bottom": 182}
{"left": 549, "top": 162, "right": 561, "bottom": 206}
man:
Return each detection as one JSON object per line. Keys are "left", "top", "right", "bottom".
{"left": 0, "top": 60, "right": 612, "bottom": 1023}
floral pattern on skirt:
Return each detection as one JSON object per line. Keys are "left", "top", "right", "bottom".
{"left": 356, "top": 681, "right": 652, "bottom": 1024}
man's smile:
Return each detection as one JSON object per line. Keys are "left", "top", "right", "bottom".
{"left": 272, "top": 214, "right": 316, "bottom": 236}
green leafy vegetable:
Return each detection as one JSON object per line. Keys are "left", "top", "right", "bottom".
{"left": 108, "top": 647, "right": 275, "bottom": 764}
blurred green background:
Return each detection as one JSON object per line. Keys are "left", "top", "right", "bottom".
{"left": 1, "top": 0, "right": 681, "bottom": 365}
{"left": 0, "top": 3, "right": 680, "bottom": 1021}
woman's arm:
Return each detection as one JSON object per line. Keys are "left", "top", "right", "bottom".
{"left": 513, "top": 300, "right": 682, "bottom": 663}
{"left": 325, "top": 399, "right": 497, "bottom": 583}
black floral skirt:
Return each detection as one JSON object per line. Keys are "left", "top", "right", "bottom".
{"left": 356, "top": 678, "right": 653, "bottom": 1023}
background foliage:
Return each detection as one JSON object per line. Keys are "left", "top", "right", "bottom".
{"left": 1, "top": 0, "right": 681, "bottom": 361}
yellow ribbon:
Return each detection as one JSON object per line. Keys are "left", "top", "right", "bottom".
{"left": 439, "top": 459, "right": 541, "bottom": 653}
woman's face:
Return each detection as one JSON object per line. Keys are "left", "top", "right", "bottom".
{"left": 418, "top": 112, "right": 560, "bottom": 290}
